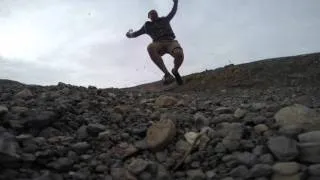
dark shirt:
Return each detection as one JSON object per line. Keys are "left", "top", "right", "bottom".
{"left": 131, "top": 1, "right": 178, "bottom": 42}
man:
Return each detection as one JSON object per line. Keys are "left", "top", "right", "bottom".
{"left": 126, "top": 0, "right": 184, "bottom": 85}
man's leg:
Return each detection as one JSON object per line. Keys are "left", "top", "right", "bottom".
{"left": 168, "top": 41, "right": 184, "bottom": 85}
{"left": 147, "top": 42, "right": 174, "bottom": 84}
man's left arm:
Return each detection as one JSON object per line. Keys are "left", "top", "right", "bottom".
{"left": 166, "top": 0, "right": 178, "bottom": 21}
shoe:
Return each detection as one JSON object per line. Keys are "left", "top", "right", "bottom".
{"left": 162, "top": 74, "right": 175, "bottom": 85}
{"left": 171, "top": 69, "right": 183, "bottom": 85}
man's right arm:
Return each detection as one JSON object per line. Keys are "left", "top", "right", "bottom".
{"left": 126, "top": 24, "right": 146, "bottom": 38}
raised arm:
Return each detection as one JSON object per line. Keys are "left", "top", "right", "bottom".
{"left": 166, "top": 0, "right": 178, "bottom": 21}
{"left": 126, "top": 24, "right": 146, "bottom": 38}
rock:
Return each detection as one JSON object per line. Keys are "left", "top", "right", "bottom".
{"left": 194, "top": 112, "right": 209, "bottom": 129}
{"left": 156, "top": 151, "right": 167, "bottom": 162}
{"left": 185, "top": 132, "right": 200, "bottom": 145}
{"left": 146, "top": 118, "right": 176, "bottom": 151}
{"left": 274, "top": 104, "right": 320, "bottom": 131}
{"left": 309, "top": 164, "right": 320, "bottom": 176}
{"left": 135, "top": 140, "right": 149, "bottom": 150}
{"left": 155, "top": 95, "right": 178, "bottom": 107}
{"left": 229, "top": 165, "right": 249, "bottom": 178}
{"left": 250, "top": 164, "right": 272, "bottom": 178}
{"left": 298, "top": 131, "right": 320, "bottom": 142}
{"left": 87, "top": 123, "right": 106, "bottom": 136}
{"left": 234, "top": 108, "right": 247, "bottom": 119}
{"left": 98, "top": 130, "right": 112, "bottom": 140}
{"left": 127, "top": 158, "right": 149, "bottom": 175}
{"left": 38, "top": 127, "right": 62, "bottom": 138}
{"left": 47, "top": 157, "right": 73, "bottom": 171}
{"left": 308, "top": 176, "right": 320, "bottom": 180}
{"left": 24, "top": 111, "right": 57, "bottom": 129}
{"left": 139, "top": 172, "right": 152, "bottom": 180}
{"left": 111, "top": 168, "right": 137, "bottom": 180}
{"left": 251, "top": 103, "right": 266, "bottom": 111}
{"left": 14, "top": 88, "right": 33, "bottom": 99}
{"left": 272, "top": 162, "right": 300, "bottom": 175}
{"left": 157, "top": 164, "right": 172, "bottom": 180}
{"left": 205, "top": 170, "right": 216, "bottom": 179}
{"left": 186, "top": 169, "right": 206, "bottom": 180}
{"left": 0, "top": 131, "right": 21, "bottom": 165}
{"left": 298, "top": 131, "right": 320, "bottom": 163}
{"left": 176, "top": 140, "right": 191, "bottom": 153}
{"left": 253, "top": 145, "right": 266, "bottom": 156}
{"left": 279, "top": 125, "right": 304, "bottom": 138}
{"left": 258, "top": 154, "right": 274, "bottom": 165}
{"left": 222, "top": 138, "right": 240, "bottom": 151}
{"left": 77, "top": 125, "right": 88, "bottom": 140}
{"left": 95, "top": 165, "right": 108, "bottom": 173}
{"left": 268, "top": 136, "right": 299, "bottom": 161}
{"left": 234, "top": 152, "right": 257, "bottom": 167}
{"left": 0, "top": 105, "right": 8, "bottom": 116}
{"left": 254, "top": 124, "right": 269, "bottom": 134}
{"left": 34, "top": 171, "right": 63, "bottom": 180}
{"left": 216, "top": 107, "right": 233, "bottom": 114}
{"left": 271, "top": 173, "right": 300, "bottom": 180}
{"left": 71, "top": 142, "right": 90, "bottom": 154}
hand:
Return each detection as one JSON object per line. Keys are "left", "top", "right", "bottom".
{"left": 126, "top": 29, "right": 133, "bottom": 38}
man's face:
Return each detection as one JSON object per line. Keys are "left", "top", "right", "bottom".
{"left": 148, "top": 10, "right": 158, "bottom": 21}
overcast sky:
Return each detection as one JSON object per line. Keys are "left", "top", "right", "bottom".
{"left": 0, "top": 0, "right": 320, "bottom": 88}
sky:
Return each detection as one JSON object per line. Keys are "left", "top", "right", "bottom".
{"left": 0, "top": 0, "right": 320, "bottom": 88}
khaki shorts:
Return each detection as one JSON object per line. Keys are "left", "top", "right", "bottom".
{"left": 147, "top": 40, "right": 183, "bottom": 56}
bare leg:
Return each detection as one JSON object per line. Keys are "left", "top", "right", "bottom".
{"left": 170, "top": 48, "right": 184, "bottom": 85}
{"left": 172, "top": 48, "right": 184, "bottom": 72}
{"left": 147, "top": 43, "right": 170, "bottom": 75}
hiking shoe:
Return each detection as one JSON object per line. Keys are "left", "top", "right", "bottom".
{"left": 172, "top": 69, "right": 183, "bottom": 85}
{"left": 162, "top": 74, "right": 175, "bottom": 85}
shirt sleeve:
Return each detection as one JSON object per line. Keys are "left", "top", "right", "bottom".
{"left": 166, "top": 1, "right": 178, "bottom": 21}
{"left": 131, "top": 24, "right": 146, "bottom": 37}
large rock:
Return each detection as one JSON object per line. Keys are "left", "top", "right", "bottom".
{"left": 298, "top": 131, "right": 320, "bottom": 163}
{"left": 0, "top": 131, "right": 21, "bottom": 166}
{"left": 146, "top": 119, "right": 176, "bottom": 151}
{"left": 268, "top": 136, "right": 299, "bottom": 161}
{"left": 14, "top": 88, "right": 33, "bottom": 99}
{"left": 24, "top": 111, "right": 57, "bottom": 130}
{"left": 274, "top": 104, "right": 320, "bottom": 131}
{"left": 154, "top": 95, "right": 178, "bottom": 107}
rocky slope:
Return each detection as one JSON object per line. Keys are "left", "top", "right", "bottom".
{"left": 1, "top": 52, "right": 320, "bottom": 180}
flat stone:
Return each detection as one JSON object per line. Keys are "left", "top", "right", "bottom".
{"left": 234, "top": 152, "right": 257, "bottom": 167}
{"left": 272, "top": 162, "right": 300, "bottom": 175}
{"left": 146, "top": 119, "right": 176, "bottom": 151}
{"left": 87, "top": 123, "right": 106, "bottom": 136}
{"left": 298, "top": 131, "right": 320, "bottom": 142}
{"left": 47, "top": 157, "right": 73, "bottom": 172}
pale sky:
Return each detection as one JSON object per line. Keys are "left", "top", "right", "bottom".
{"left": 0, "top": 0, "right": 320, "bottom": 88}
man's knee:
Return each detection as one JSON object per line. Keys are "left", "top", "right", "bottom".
{"left": 172, "top": 48, "right": 184, "bottom": 59}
